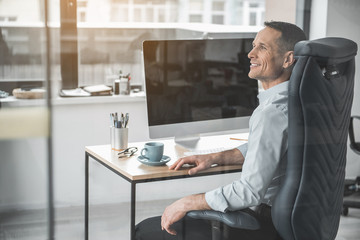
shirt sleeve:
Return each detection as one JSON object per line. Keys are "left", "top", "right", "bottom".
{"left": 205, "top": 104, "right": 288, "bottom": 212}
{"left": 237, "top": 143, "right": 248, "bottom": 158}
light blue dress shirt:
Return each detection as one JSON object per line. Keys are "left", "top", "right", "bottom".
{"left": 205, "top": 81, "right": 289, "bottom": 212}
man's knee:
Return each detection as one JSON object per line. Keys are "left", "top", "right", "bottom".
{"left": 136, "top": 215, "right": 212, "bottom": 240}
{"left": 135, "top": 216, "right": 163, "bottom": 240}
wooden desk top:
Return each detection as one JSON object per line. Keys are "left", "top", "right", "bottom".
{"left": 85, "top": 133, "right": 248, "bottom": 182}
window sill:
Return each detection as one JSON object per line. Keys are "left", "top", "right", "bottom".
{"left": 52, "top": 92, "right": 146, "bottom": 106}
{"left": 0, "top": 92, "right": 146, "bottom": 108}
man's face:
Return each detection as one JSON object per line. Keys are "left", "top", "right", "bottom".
{"left": 248, "top": 27, "right": 286, "bottom": 82}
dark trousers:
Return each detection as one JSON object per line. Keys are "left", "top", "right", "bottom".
{"left": 135, "top": 205, "right": 281, "bottom": 240}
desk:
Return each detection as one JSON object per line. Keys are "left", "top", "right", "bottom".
{"left": 85, "top": 133, "right": 247, "bottom": 240}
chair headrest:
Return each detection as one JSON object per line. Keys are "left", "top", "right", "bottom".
{"left": 294, "top": 37, "right": 358, "bottom": 64}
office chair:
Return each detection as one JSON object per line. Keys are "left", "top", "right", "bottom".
{"left": 343, "top": 116, "right": 360, "bottom": 216}
{"left": 187, "top": 37, "right": 358, "bottom": 240}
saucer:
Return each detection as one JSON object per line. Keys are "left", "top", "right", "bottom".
{"left": 137, "top": 155, "right": 171, "bottom": 166}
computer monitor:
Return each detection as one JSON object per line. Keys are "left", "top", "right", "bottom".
{"left": 143, "top": 38, "right": 258, "bottom": 148}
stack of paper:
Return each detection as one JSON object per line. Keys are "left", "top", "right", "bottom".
{"left": 60, "top": 88, "right": 91, "bottom": 97}
{"left": 83, "top": 85, "right": 112, "bottom": 96}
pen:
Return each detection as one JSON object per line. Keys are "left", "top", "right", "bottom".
{"left": 110, "top": 113, "right": 114, "bottom": 127}
{"left": 124, "top": 113, "right": 129, "bottom": 128}
{"left": 110, "top": 112, "right": 129, "bottom": 128}
{"left": 230, "top": 138, "right": 248, "bottom": 141}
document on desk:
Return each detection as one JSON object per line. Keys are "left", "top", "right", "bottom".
{"left": 60, "top": 88, "right": 91, "bottom": 97}
{"left": 83, "top": 84, "right": 112, "bottom": 96}
{"left": 182, "top": 134, "right": 248, "bottom": 157}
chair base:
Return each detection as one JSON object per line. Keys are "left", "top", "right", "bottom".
{"left": 342, "top": 199, "right": 360, "bottom": 216}
{"left": 342, "top": 189, "right": 360, "bottom": 216}
{"left": 211, "top": 221, "right": 229, "bottom": 240}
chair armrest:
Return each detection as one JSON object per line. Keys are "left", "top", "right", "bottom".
{"left": 186, "top": 210, "right": 260, "bottom": 230}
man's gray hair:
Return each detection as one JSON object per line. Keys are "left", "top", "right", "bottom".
{"left": 264, "top": 21, "right": 307, "bottom": 53}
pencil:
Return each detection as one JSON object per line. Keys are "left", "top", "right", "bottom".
{"left": 230, "top": 138, "right": 248, "bottom": 141}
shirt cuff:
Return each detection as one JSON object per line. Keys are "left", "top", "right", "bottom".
{"left": 205, "top": 188, "right": 229, "bottom": 212}
{"left": 236, "top": 143, "right": 248, "bottom": 158}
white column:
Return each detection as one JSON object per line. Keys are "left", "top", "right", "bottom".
{"left": 203, "top": 0, "right": 212, "bottom": 23}
{"left": 243, "top": 0, "right": 250, "bottom": 26}
{"left": 128, "top": 0, "right": 134, "bottom": 22}
{"left": 309, "top": 0, "right": 328, "bottom": 39}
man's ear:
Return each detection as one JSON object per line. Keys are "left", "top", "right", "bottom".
{"left": 283, "top": 51, "right": 295, "bottom": 69}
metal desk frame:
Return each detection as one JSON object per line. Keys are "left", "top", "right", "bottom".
{"left": 84, "top": 151, "right": 241, "bottom": 240}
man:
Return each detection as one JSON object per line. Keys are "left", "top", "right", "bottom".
{"left": 136, "top": 21, "right": 307, "bottom": 240}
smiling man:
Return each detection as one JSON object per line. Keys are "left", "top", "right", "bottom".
{"left": 136, "top": 21, "right": 306, "bottom": 240}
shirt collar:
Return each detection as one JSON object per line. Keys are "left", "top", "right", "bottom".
{"left": 258, "top": 80, "right": 289, "bottom": 104}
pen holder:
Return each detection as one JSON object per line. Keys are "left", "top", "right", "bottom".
{"left": 110, "top": 127, "right": 128, "bottom": 151}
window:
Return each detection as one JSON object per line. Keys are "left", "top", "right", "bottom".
{"left": 1, "top": 0, "right": 297, "bottom": 93}
{"left": 146, "top": 8, "right": 154, "bottom": 21}
{"left": 212, "top": 15, "right": 224, "bottom": 24}
{"left": 78, "top": 1, "right": 87, "bottom": 8}
{"left": 0, "top": 16, "right": 17, "bottom": 22}
{"left": 245, "top": 0, "right": 265, "bottom": 26}
{"left": 8, "top": 16, "right": 17, "bottom": 21}
{"left": 134, "top": 0, "right": 164, "bottom": 3}
{"left": 134, "top": 8, "right": 142, "bottom": 21}
{"left": 249, "top": 12, "right": 257, "bottom": 25}
{"left": 189, "top": 14, "right": 203, "bottom": 22}
{"left": 249, "top": 3, "right": 259, "bottom": 8}
{"left": 72, "top": 0, "right": 269, "bottom": 88}
{"left": 190, "top": 0, "right": 204, "bottom": 11}
{"left": 158, "top": 9, "right": 165, "bottom": 22}
{"left": 110, "top": 7, "right": 128, "bottom": 21}
{"left": 212, "top": 1, "right": 225, "bottom": 11}
{"left": 79, "top": 11, "right": 86, "bottom": 22}
{"left": 112, "top": 0, "right": 128, "bottom": 3}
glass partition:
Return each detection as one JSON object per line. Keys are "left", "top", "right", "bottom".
{"left": 0, "top": 0, "right": 300, "bottom": 239}
{"left": 0, "top": 0, "right": 53, "bottom": 239}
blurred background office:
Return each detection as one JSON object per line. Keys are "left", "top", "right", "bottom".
{"left": 0, "top": 0, "right": 359, "bottom": 239}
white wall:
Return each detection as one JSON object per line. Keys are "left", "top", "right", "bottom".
{"left": 310, "top": 0, "right": 360, "bottom": 178}
{"left": 52, "top": 97, "right": 149, "bottom": 207}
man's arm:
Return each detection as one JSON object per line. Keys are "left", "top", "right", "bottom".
{"left": 169, "top": 148, "right": 245, "bottom": 175}
{"left": 161, "top": 193, "right": 211, "bottom": 235}
{"left": 161, "top": 148, "right": 244, "bottom": 235}
{"left": 205, "top": 105, "right": 288, "bottom": 212}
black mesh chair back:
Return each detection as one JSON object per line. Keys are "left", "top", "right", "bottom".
{"left": 272, "top": 37, "right": 358, "bottom": 240}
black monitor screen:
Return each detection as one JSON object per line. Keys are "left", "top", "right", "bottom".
{"left": 143, "top": 39, "right": 259, "bottom": 127}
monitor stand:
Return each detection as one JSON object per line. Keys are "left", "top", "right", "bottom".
{"left": 174, "top": 134, "right": 200, "bottom": 150}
